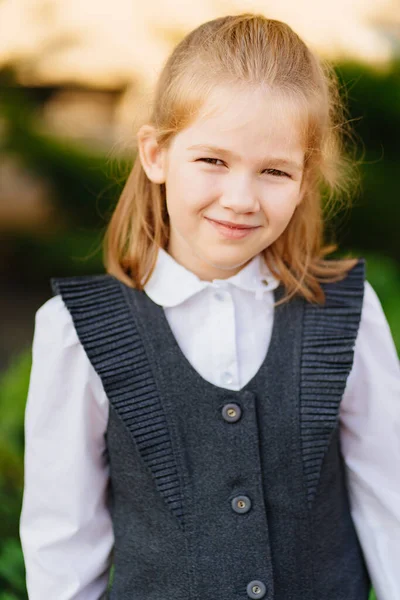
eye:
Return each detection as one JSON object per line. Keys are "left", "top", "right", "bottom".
{"left": 263, "top": 168, "right": 291, "bottom": 178}
{"left": 197, "top": 159, "right": 291, "bottom": 178}
{"left": 197, "top": 157, "right": 225, "bottom": 166}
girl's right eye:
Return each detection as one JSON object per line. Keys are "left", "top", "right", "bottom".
{"left": 197, "top": 157, "right": 225, "bottom": 166}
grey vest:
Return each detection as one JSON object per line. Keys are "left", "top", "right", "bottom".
{"left": 51, "top": 258, "right": 370, "bottom": 600}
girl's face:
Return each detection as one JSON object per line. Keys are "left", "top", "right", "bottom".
{"left": 138, "top": 86, "right": 306, "bottom": 281}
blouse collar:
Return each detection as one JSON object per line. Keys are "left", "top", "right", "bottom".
{"left": 143, "top": 247, "right": 280, "bottom": 308}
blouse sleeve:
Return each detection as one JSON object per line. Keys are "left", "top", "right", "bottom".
{"left": 340, "top": 280, "right": 400, "bottom": 600}
{"left": 19, "top": 295, "right": 114, "bottom": 600}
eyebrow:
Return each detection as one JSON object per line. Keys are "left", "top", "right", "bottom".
{"left": 187, "top": 144, "right": 303, "bottom": 173}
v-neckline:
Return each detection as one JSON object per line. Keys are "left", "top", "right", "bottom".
{"left": 126, "top": 282, "right": 289, "bottom": 396}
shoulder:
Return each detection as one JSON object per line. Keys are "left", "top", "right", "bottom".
{"left": 343, "top": 278, "right": 399, "bottom": 408}
{"left": 50, "top": 273, "right": 115, "bottom": 296}
{"left": 43, "top": 273, "right": 132, "bottom": 352}
{"left": 34, "top": 294, "right": 80, "bottom": 349}
{"left": 360, "top": 279, "right": 396, "bottom": 343}
{"left": 319, "top": 257, "right": 365, "bottom": 293}
{"left": 362, "top": 279, "right": 386, "bottom": 319}
{"left": 316, "top": 257, "right": 366, "bottom": 310}
{"left": 37, "top": 273, "right": 119, "bottom": 345}
{"left": 351, "top": 278, "right": 399, "bottom": 380}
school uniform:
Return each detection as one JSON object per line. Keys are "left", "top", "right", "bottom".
{"left": 20, "top": 248, "right": 400, "bottom": 599}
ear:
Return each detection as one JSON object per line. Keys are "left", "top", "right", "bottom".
{"left": 137, "top": 125, "right": 167, "bottom": 184}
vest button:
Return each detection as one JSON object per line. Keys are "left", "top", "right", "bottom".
{"left": 221, "top": 403, "right": 242, "bottom": 422}
{"left": 246, "top": 580, "right": 267, "bottom": 598}
{"left": 231, "top": 495, "right": 251, "bottom": 513}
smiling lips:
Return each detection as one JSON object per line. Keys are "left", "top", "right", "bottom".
{"left": 206, "top": 217, "right": 260, "bottom": 229}
{"left": 205, "top": 217, "right": 260, "bottom": 239}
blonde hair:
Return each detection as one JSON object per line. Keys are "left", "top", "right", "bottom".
{"left": 104, "top": 13, "right": 362, "bottom": 305}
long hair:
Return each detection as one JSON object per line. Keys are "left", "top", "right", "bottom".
{"left": 104, "top": 13, "right": 362, "bottom": 305}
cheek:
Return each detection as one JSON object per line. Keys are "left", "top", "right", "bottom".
{"left": 167, "top": 166, "right": 217, "bottom": 212}
{"left": 165, "top": 188, "right": 208, "bottom": 234}
{"left": 261, "top": 187, "right": 301, "bottom": 224}
{"left": 167, "top": 195, "right": 211, "bottom": 221}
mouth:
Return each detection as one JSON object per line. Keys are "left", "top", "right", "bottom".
{"left": 205, "top": 217, "right": 260, "bottom": 230}
{"left": 205, "top": 217, "right": 260, "bottom": 240}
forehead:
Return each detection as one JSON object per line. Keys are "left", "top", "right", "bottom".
{"left": 174, "top": 84, "right": 306, "bottom": 156}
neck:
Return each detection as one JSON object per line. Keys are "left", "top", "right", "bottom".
{"left": 166, "top": 244, "right": 253, "bottom": 282}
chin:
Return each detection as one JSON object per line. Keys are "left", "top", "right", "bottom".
{"left": 202, "top": 253, "right": 252, "bottom": 271}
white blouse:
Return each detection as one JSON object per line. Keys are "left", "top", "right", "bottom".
{"left": 20, "top": 248, "right": 400, "bottom": 600}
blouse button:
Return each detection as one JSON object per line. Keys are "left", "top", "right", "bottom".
{"left": 221, "top": 371, "right": 233, "bottom": 385}
{"left": 221, "top": 403, "right": 242, "bottom": 422}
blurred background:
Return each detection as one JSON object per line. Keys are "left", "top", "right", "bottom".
{"left": 0, "top": 0, "right": 399, "bottom": 598}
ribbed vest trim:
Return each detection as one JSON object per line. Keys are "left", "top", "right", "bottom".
{"left": 51, "top": 275, "right": 186, "bottom": 529}
{"left": 300, "top": 259, "right": 365, "bottom": 507}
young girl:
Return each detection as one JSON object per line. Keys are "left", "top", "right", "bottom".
{"left": 20, "top": 13, "right": 400, "bottom": 600}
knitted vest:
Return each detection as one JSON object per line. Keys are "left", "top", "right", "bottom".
{"left": 51, "top": 258, "right": 370, "bottom": 600}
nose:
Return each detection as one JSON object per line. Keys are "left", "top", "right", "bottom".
{"left": 219, "top": 176, "right": 261, "bottom": 213}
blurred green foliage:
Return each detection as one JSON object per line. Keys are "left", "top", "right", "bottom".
{"left": 1, "top": 58, "right": 400, "bottom": 598}
{"left": 334, "top": 60, "right": 400, "bottom": 263}
{"left": 362, "top": 252, "right": 400, "bottom": 349}
{"left": 0, "top": 352, "right": 30, "bottom": 598}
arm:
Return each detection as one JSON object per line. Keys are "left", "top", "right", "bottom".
{"left": 340, "top": 280, "right": 400, "bottom": 600}
{"left": 19, "top": 295, "right": 114, "bottom": 599}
